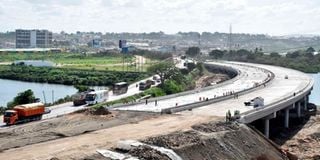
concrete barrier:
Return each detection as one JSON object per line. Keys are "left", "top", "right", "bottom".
{"left": 239, "top": 77, "right": 314, "bottom": 123}
{"left": 160, "top": 63, "right": 275, "bottom": 114}
{"left": 110, "top": 63, "right": 242, "bottom": 109}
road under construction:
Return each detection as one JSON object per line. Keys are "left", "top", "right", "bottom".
{"left": 0, "top": 60, "right": 314, "bottom": 160}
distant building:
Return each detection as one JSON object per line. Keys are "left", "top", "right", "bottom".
{"left": 16, "top": 29, "right": 52, "bottom": 48}
{"left": 157, "top": 45, "right": 176, "bottom": 53}
{"left": 91, "top": 38, "right": 102, "bottom": 48}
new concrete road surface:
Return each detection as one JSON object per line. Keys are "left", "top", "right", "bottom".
{"left": 115, "top": 61, "right": 312, "bottom": 117}
{"left": 179, "top": 61, "right": 312, "bottom": 117}
{"left": 115, "top": 61, "right": 270, "bottom": 112}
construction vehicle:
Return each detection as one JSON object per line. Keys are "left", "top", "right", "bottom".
{"left": 113, "top": 82, "right": 129, "bottom": 95}
{"left": 139, "top": 80, "right": 153, "bottom": 90}
{"left": 3, "top": 102, "right": 45, "bottom": 125}
{"left": 244, "top": 97, "right": 264, "bottom": 108}
{"left": 85, "top": 90, "right": 109, "bottom": 105}
{"left": 72, "top": 91, "right": 89, "bottom": 106}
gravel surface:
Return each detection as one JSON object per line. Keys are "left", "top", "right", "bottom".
{"left": 0, "top": 110, "right": 159, "bottom": 152}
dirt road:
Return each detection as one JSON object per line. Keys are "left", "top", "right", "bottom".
{"left": 0, "top": 112, "right": 218, "bottom": 160}
{"left": 0, "top": 110, "right": 160, "bottom": 152}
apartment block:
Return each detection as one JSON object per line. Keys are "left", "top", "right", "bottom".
{"left": 16, "top": 29, "right": 52, "bottom": 48}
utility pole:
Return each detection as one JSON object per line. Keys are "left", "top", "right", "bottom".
{"left": 198, "top": 33, "right": 201, "bottom": 48}
{"left": 42, "top": 91, "right": 47, "bottom": 104}
{"left": 52, "top": 90, "right": 54, "bottom": 104}
{"left": 228, "top": 24, "right": 232, "bottom": 51}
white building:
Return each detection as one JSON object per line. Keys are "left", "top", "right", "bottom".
{"left": 16, "top": 29, "right": 52, "bottom": 48}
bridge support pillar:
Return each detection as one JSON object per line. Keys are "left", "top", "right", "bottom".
{"left": 297, "top": 102, "right": 301, "bottom": 118}
{"left": 264, "top": 119, "right": 270, "bottom": 138}
{"left": 263, "top": 112, "right": 276, "bottom": 138}
{"left": 284, "top": 108, "right": 290, "bottom": 128}
{"left": 304, "top": 96, "right": 308, "bottom": 110}
{"left": 292, "top": 103, "right": 295, "bottom": 109}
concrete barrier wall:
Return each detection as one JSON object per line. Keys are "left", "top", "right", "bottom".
{"left": 111, "top": 63, "right": 243, "bottom": 109}
{"left": 239, "top": 78, "right": 314, "bottom": 123}
{"left": 160, "top": 63, "right": 275, "bottom": 114}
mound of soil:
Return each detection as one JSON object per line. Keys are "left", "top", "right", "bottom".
{"left": 85, "top": 107, "right": 111, "bottom": 115}
{"left": 0, "top": 111, "right": 158, "bottom": 152}
{"left": 144, "top": 122, "right": 286, "bottom": 160}
{"left": 128, "top": 146, "right": 171, "bottom": 160}
{"left": 310, "top": 132, "right": 320, "bottom": 141}
{"left": 192, "top": 121, "right": 239, "bottom": 133}
{"left": 144, "top": 130, "right": 200, "bottom": 148}
{"left": 280, "top": 112, "right": 320, "bottom": 159}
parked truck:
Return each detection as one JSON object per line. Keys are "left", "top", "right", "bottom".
{"left": 244, "top": 97, "right": 264, "bottom": 108}
{"left": 139, "top": 80, "right": 153, "bottom": 90}
{"left": 3, "top": 102, "right": 45, "bottom": 125}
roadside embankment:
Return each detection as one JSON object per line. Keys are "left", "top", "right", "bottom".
{"left": 83, "top": 121, "right": 288, "bottom": 160}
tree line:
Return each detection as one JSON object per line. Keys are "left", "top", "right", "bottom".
{"left": 0, "top": 65, "right": 148, "bottom": 86}
{"left": 185, "top": 46, "right": 320, "bottom": 73}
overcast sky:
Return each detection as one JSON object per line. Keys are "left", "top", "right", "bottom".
{"left": 0, "top": 0, "right": 319, "bottom": 35}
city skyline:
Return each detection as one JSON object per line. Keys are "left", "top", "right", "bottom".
{"left": 0, "top": 0, "right": 320, "bottom": 36}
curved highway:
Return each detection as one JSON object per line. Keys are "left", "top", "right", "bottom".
{"left": 115, "top": 61, "right": 270, "bottom": 112}
{"left": 0, "top": 61, "right": 313, "bottom": 160}
{"left": 180, "top": 61, "right": 312, "bottom": 117}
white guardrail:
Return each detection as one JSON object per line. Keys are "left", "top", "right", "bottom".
{"left": 110, "top": 63, "right": 243, "bottom": 109}
{"left": 239, "top": 76, "right": 314, "bottom": 123}
{"left": 160, "top": 63, "right": 275, "bottom": 114}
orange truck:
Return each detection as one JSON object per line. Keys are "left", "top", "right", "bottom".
{"left": 3, "top": 102, "right": 45, "bottom": 125}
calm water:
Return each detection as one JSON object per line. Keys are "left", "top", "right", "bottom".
{"left": 309, "top": 73, "right": 320, "bottom": 105}
{"left": 0, "top": 79, "right": 77, "bottom": 107}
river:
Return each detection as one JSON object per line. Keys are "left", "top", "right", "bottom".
{"left": 0, "top": 79, "right": 77, "bottom": 107}
{"left": 309, "top": 73, "right": 320, "bottom": 105}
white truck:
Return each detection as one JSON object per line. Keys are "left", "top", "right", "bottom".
{"left": 244, "top": 97, "right": 264, "bottom": 108}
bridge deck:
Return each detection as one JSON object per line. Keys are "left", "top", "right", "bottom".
{"left": 115, "top": 62, "right": 269, "bottom": 112}
{"left": 180, "top": 62, "right": 312, "bottom": 118}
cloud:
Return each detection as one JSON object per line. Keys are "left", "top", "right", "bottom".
{"left": 0, "top": 0, "right": 319, "bottom": 35}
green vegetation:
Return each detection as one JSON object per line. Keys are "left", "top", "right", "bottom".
{"left": 93, "top": 61, "right": 205, "bottom": 108}
{"left": 74, "top": 85, "right": 90, "bottom": 92}
{"left": 7, "top": 89, "right": 36, "bottom": 109}
{"left": 0, "top": 65, "right": 148, "bottom": 86}
{"left": 48, "top": 96, "right": 73, "bottom": 107}
{"left": 0, "top": 52, "right": 123, "bottom": 64}
{"left": 0, "top": 52, "right": 158, "bottom": 72}
{"left": 208, "top": 47, "right": 320, "bottom": 73}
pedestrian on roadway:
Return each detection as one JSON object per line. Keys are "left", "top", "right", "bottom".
{"left": 199, "top": 97, "right": 202, "bottom": 101}
{"left": 155, "top": 100, "right": 158, "bottom": 106}
{"left": 145, "top": 99, "right": 148, "bottom": 105}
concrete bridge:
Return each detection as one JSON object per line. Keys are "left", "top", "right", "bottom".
{"left": 115, "top": 61, "right": 314, "bottom": 138}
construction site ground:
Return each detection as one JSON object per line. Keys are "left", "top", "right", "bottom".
{"left": 278, "top": 111, "right": 320, "bottom": 160}
{"left": 0, "top": 110, "right": 219, "bottom": 160}
{"left": 0, "top": 109, "right": 160, "bottom": 153}
{"left": 195, "top": 74, "right": 229, "bottom": 89}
